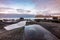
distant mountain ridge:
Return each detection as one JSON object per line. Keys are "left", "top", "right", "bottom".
{"left": 52, "top": 13, "right": 60, "bottom": 15}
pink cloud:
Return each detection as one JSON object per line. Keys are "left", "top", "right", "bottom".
{"left": 32, "top": 0, "right": 60, "bottom": 10}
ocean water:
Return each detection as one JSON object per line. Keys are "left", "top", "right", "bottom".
{"left": 0, "top": 14, "right": 35, "bottom": 18}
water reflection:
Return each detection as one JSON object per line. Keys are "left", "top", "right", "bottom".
{"left": 24, "top": 24, "right": 59, "bottom": 40}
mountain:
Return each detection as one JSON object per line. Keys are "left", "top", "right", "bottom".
{"left": 52, "top": 13, "right": 60, "bottom": 15}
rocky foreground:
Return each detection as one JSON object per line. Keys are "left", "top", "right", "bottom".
{"left": 0, "top": 27, "right": 24, "bottom": 40}
{"left": 0, "top": 21, "right": 60, "bottom": 40}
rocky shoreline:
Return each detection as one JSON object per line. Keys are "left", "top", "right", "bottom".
{"left": 0, "top": 21, "right": 60, "bottom": 40}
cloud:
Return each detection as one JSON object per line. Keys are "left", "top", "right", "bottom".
{"left": 0, "top": 0, "right": 60, "bottom": 15}
{"left": 32, "top": 0, "right": 60, "bottom": 11}
{"left": 31, "top": 0, "right": 60, "bottom": 15}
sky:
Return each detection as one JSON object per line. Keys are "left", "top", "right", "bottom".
{"left": 0, "top": 0, "right": 60, "bottom": 15}
{"left": 33, "top": 0, "right": 60, "bottom": 13}
{"left": 0, "top": 0, "right": 35, "bottom": 10}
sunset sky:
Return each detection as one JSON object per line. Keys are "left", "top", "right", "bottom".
{"left": 0, "top": 0, "right": 60, "bottom": 15}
